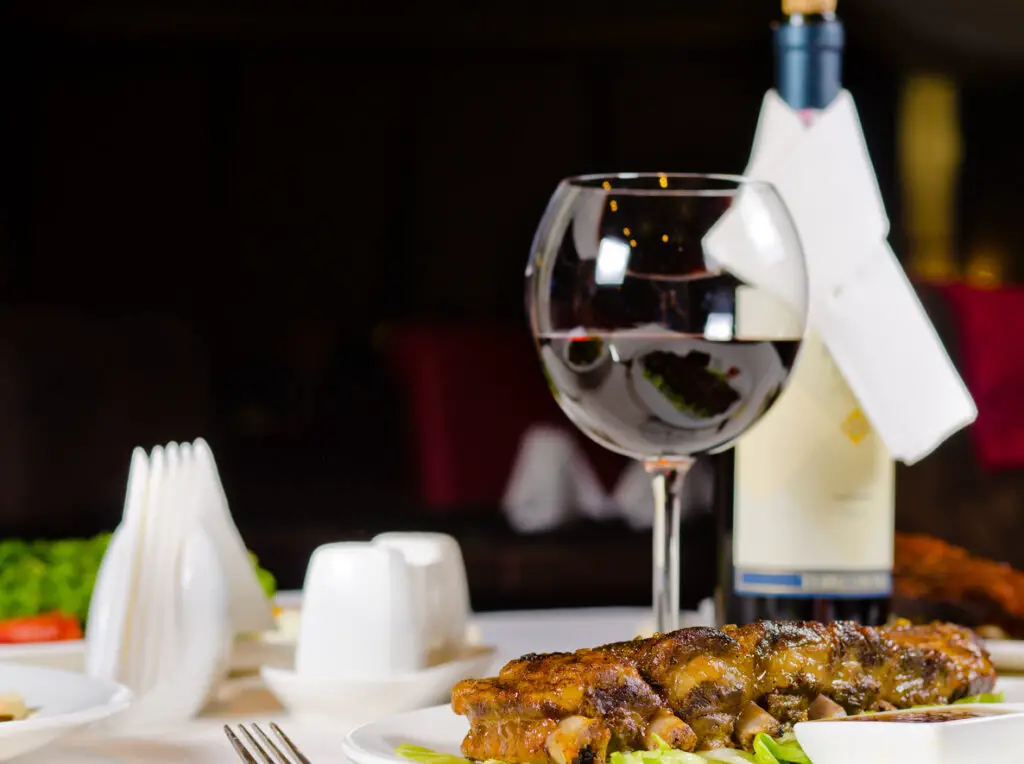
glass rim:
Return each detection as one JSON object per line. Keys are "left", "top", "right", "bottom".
{"left": 561, "top": 172, "right": 774, "bottom": 197}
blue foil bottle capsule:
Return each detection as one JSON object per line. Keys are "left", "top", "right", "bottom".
{"left": 773, "top": 12, "right": 845, "bottom": 110}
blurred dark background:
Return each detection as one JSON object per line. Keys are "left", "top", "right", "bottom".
{"left": 1, "top": 0, "right": 1023, "bottom": 610}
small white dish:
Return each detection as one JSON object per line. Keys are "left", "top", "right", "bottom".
{"left": 230, "top": 594, "right": 302, "bottom": 673}
{"left": 995, "top": 675, "right": 1024, "bottom": 702}
{"left": 342, "top": 703, "right": 466, "bottom": 764}
{"left": 264, "top": 644, "right": 495, "bottom": 724}
{"left": 793, "top": 703, "right": 1024, "bottom": 764}
{"left": 985, "top": 639, "right": 1024, "bottom": 672}
{"left": 0, "top": 662, "right": 131, "bottom": 761}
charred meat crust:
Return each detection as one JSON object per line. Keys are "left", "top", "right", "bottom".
{"left": 451, "top": 620, "right": 996, "bottom": 762}
{"left": 573, "top": 747, "right": 596, "bottom": 764}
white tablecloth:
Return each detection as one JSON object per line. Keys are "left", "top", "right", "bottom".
{"left": 32, "top": 607, "right": 654, "bottom": 763}
{"left": 31, "top": 606, "right": 1024, "bottom": 763}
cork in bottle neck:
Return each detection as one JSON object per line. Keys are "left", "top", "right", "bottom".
{"left": 782, "top": 0, "right": 837, "bottom": 15}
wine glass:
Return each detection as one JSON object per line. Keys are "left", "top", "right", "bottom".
{"left": 525, "top": 173, "right": 808, "bottom": 634}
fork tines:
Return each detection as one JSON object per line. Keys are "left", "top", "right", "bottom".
{"left": 224, "top": 722, "right": 311, "bottom": 764}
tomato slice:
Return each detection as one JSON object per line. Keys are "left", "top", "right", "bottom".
{"left": 0, "top": 612, "right": 83, "bottom": 643}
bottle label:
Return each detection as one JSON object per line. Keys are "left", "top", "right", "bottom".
{"left": 734, "top": 570, "right": 892, "bottom": 597}
{"left": 732, "top": 327, "right": 895, "bottom": 598}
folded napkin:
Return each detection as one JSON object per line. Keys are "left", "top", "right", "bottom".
{"left": 86, "top": 439, "right": 274, "bottom": 733}
{"left": 503, "top": 425, "right": 614, "bottom": 533}
{"left": 503, "top": 426, "right": 714, "bottom": 532}
{"left": 941, "top": 285, "right": 1024, "bottom": 471}
{"left": 610, "top": 462, "right": 656, "bottom": 530}
{"left": 192, "top": 439, "right": 277, "bottom": 635}
{"left": 704, "top": 90, "right": 975, "bottom": 464}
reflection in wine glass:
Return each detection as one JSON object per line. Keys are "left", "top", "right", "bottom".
{"left": 526, "top": 173, "right": 808, "bottom": 633}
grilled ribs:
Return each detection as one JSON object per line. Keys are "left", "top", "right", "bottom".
{"left": 452, "top": 620, "right": 995, "bottom": 762}
{"left": 894, "top": 533, "right": 1024, "bottom": 638}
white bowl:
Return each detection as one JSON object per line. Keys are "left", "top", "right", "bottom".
{"left": 793, "top": 703, "right": 1024, "bottom": 764}
{"left": 985, "top": 638, "right": 1024, "bottom": 672}
{"left": 261, "top": 644, "right": 496, "bottom": 723}
{"left": 996, "top": 675, "right": 1024, "bottom": 701}
{"left": 0, "top": 662, "right": 131, "bottom": 760}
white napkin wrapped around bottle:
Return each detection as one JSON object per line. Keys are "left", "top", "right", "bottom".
{"left": 703, "top": 90, "right": 975, "bottom": 464}
{"left": 85, "top": 438, "right": 274, "bottom": 733}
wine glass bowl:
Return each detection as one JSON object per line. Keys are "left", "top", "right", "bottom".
{"left": 525, "top": 173, "right": 808, "bottom": 632}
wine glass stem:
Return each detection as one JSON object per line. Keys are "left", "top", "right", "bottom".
{"left": 646, "top": 459, "right": 694, "bottom": 634}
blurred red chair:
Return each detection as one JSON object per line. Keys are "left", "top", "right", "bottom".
{"left": 384, "top": 323, "right": 627, "bottom": 511}
{"left": 940, "top": 284, "right": 1024, "bottom": 471}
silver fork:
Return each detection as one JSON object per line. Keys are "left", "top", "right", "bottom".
{"left": 224, "top": 722, "right": 312, "bottom": 764}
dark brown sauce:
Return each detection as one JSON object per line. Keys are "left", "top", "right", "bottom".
{"left": 840, "top": 708, "right": 1005, "bottom": 724}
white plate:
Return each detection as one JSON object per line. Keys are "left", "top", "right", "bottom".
{"left": 986, "top": 639, "right": 1024, "bottom": 672}
{"left": 630, "top": 342, "right": 765, "bottom": 430}
{"left": 0, "top": 641, "right": 85, "bottom": 673}
{"left": 794, "top": 703, "right": 1024, "bottom": 764}
{"left": 794, "top": 700, "right": 1024, "bottom": 761}
{"left": 0, "top": 590, "right": 304, "bottom": 674}
{"left": 342, "top": 704, "right": 466, "bottom": 764}
{"left": 996, "top": 675, "right": 1024, "bottom": 701}
{"left": 0, "top": 662, "right": 131, "bottom": 760}
{"left": 344, "top": 691, "right": 1024, "bottom": 764}
{"left": 265, "top": 645, "right": 496, "bottom": 723}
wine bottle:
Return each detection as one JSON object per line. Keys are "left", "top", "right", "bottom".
{"left": 715, "top": 0, "right": 894, "bottom": 627}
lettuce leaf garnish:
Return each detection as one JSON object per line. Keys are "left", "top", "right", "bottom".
{"left": 396, "top": 744, "right": 498, "bottom": 764}
{"left": 609, "top": 747, "right": 705, "bottom": 764}
{"left": 752, "top": 733, "right": 810, "bottom": 764}
{"left": 398, "top": 744, "right": 757, "bottom": 764}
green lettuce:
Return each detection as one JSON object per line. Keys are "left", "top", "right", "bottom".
{"left": 0, "top": 534, "right": 111, "bottom": 623}
{"left": 396, "top": 744, "right": 502, "bottom": 764}
{"left": 0, "top": 534, "right": 277, "bottom": 626}
{"left": 752, "top": 734, "right": 810, "bottom": 764}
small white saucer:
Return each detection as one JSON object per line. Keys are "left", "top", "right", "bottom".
{"left": 985, "top": 638, "right": 1024, "bottom": 672}
{"left": 261, "top": 644, "right": 496, "bottom": 723}
{"left": 0, "top": 663, "right": 132, "bottom": 761}
{"left": 794, "top": 703, "right": 1024, "bottom": 764}
{"left": 996, "top": 676, "right": 1024, "bottom": 702}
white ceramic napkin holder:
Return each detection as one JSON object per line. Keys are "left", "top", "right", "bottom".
{"left": 85, "top": 438, "right": 274, "bottom": 733}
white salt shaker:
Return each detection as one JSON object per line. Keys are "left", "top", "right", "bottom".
{"left": 296, "top": 542, "right": 425, "bottom": 677}
{"left": 372, "top": 532, "right": 471, "bottom": 664}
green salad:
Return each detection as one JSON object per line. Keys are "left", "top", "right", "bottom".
{"left": 0, "top": 534, "right": 277, "bottom": 626}
{"left": 396, "top": 694, "right": 1005, "bottom": 764}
